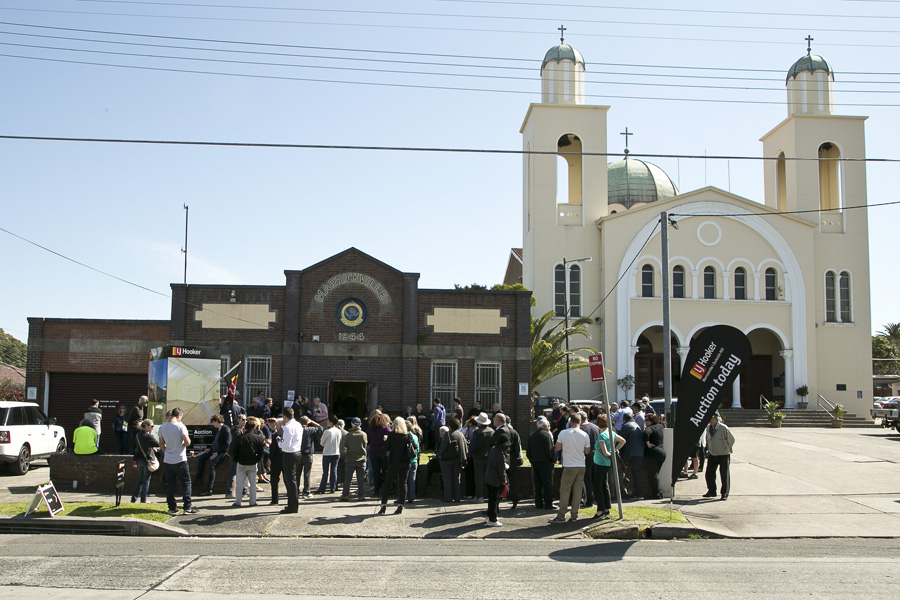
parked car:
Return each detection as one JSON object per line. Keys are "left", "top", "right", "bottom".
{"left": 649, "top": 399, "right": 679, "bottom": 425}
{"left": 871, "top": 397, "right": 900, "bottom": 425}
{"left": 534, "top": 394, "right": 565, "bottom": 417}
{"left": 0, "top": 401, "right": 67, "bottom": 475}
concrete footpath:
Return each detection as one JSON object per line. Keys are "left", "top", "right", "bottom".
{"left": 3, "top": 426, "right": 899, "bottom": 539}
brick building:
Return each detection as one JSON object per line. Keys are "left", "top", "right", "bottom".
{"left": 27, "top": 248, "right": 532, "bottom": 450}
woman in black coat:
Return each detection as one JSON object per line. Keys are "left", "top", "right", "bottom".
{"left": 378, "top": 417, "right": 413, "bottom": 515}
{"left": 643, "top": 413, "right": 667, "bottom": 500}
{"left": 483, "top": 430, "right": 510, "bottom": 527}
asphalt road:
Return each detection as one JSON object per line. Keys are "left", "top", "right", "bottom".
{"left": 0, "top": 535, "right": 897, "bottom": 599}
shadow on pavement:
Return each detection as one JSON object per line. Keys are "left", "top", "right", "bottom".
{"left": 547, "top": 540, "right": 638, "bottom": 563}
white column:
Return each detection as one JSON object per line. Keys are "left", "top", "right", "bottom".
{"left": 628, "top": 346, "right": 639, "bottom": 402}
{"left": 722, "top": 270, "right": 731, "bottom": 301}
{"left": 691, "top": 269, "right": 699, "bottom": 299}
{"left": 731, "top": 375, "right": 742, "bottom": 409}
{"left": 752, "top": 270, "right": 761, "bottom": 301}
{"left": 781, "top": 349, "right": 795, "bottom": 408}
{"left": 677, "top": 347, "right": 690, "bottom": 374}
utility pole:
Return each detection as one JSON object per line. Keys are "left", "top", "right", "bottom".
{"left": 181, "top": 204, "right": 189, "bottom": 285}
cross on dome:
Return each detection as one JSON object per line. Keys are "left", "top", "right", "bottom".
{"left": 558, "top": 24, "right": 566, "bottom": 44}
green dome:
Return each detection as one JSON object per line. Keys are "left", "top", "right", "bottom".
{"left": 607, "top": 158, "right": 678, "bottom": 209}
{"left": 541, "top": 44, "right": 585, "bottom": 70}
{"left": 786, "top": 54, "right": 834, "bottom": 83}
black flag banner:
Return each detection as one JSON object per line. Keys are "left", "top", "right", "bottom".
{"left": 671, "top": 325, "right": 751, "bottom": 483}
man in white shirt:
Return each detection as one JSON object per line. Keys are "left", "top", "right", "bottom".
{"left": 278, "top": 407, "right": 303, "bottom": 514}
{"left": 158, "top": 407, "right": 198, "bottom": 516}
{"left": 316, "top": 418, "right": 342, "bottom": 494}
{"left": 550, "top": 413, "right": 591, "bottom": 524}
{"left": 612, "top": 399, "right": 634, "bottom": 432}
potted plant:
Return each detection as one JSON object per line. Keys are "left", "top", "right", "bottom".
{"left": 831, "top": 403, "right": 846, "bottom": 428}
{"left": 796, "top": 385, "right": 809, "bottom": 409}
{"left": 764, "top": 401, "right": 785, "bottom": 428}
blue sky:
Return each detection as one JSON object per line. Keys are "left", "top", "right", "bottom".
{"left": 1, "top": 0, "right": 898, "bottom": 345}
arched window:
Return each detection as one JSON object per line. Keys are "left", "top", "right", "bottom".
{"left": 818, "top": 142, "right": 842, "bottom": 211}
{"left": 569, "top": 264, "right": 582, "bottom": 317}
{"left": 775, "top": 152, "right": 787, "bottom": 211}
{"left": 825, "top": 271, "right": 836, "bottom": 322}
{"left": 557, "top": 134, "right": 583, "bottom": 206}
{"left": 765, "top": 268, "right": 777, "bottom": 301}
{"left": 554, "top": 265, "right": 566, "bottom": 317}
{"left": 554, "top": 263, "right": 582, "bottom": 317}
{"left": 734, "top": 267, "right": 746, "bottom": 300}
{"left": 839, "top": 271, "right": 851, "bottom": 322}
{"left": 672, "top": 265, "right": 685, "bottom": 299}
{"left": 641, "top": 265, "right": 654, "bottom": 298}
{"left": 704, "top": 266, "right": 716, "bottom": 299}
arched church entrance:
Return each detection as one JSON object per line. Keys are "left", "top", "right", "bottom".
{"left": 633, "top": 327, "right": 680, "bottom": 400}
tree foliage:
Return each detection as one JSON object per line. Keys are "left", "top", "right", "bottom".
{"left": 873, "top": 334, "right": 900, "bottom": 376}
{"left": 0, "top": 329, "right": 26, "bottom": 369}
{"left": 0, "top": 378, "right": 24, "bottom": 402}
{"left": 531, "top": 310, "right": 597, "bottom": 391}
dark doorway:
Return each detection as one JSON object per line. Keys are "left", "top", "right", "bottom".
{"left": 330, "top": 380, "right": 368, "bottom": 422}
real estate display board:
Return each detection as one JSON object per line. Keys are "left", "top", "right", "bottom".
{"left": 148, "top": 346, "right": 221, "bottom": 427}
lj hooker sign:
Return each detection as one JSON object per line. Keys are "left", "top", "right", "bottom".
{"left": 671, "top": 325, "right": 751, "bottom": 483}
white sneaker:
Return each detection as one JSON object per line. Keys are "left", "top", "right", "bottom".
{"left": 485, "top": 518, "right": 502, "bottom": 527}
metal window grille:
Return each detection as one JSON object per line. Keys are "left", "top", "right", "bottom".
{"left": 431, "top": 360, "right": 458, "bottom": 405}
{"left": 825, "top": 271, "right": 836, "bottom": 322}
{"left": 475, "top": 362, "right": 502, "bottom": 409}
{"left": 554, "top": 265, "right": 566, "bottom": 317}
{"left": 765, "top": 268, "right": 777, "bottom": 301}
{"left": 243, "top": 356, "right": 271, "bottom": 408}
{"left": 569, "top": 264, "right": 581, "bottom": 317}
{"left": 704, "top": 267, "right": 716, "bottom": 299}
{"left": 839, "top": 271, "right": 851, "bottom": 322}
{"left": 306, "top": 381, "right": 328, "bottom": 404}
{"left": 673, "top": 266, "right": 684, "bottom": 299}
{"left": 641, "top": 265, "right": 653, "bottom": 298}
{"left": 734, "top": 268, "right": 746, "bottom": 300}
{"left": 219, "top": 356, "right": 231, "bottom": 397}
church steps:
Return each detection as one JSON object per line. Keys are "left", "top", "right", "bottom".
{"left": 716, "top": 409, "right": 873, "bottom": 428}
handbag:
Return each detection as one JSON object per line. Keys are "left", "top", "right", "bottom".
{"left": 137, "top": 434, "right": 160, "bottom": 472}
{"left": 499, "top": 482, "right": 509, "bottom": 499}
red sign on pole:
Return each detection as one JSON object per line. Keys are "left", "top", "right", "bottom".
{"left": 589, "top": 353, "right": 605, "bottom": 382}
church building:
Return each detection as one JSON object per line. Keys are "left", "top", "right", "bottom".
{"left": 517, "top": 36, "right": 873, "bottom": 414}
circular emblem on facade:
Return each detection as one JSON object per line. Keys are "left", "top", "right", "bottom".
{"left": 337, "top": 298, "right": 366, "bottom": 328}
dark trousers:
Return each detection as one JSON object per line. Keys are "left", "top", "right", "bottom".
{"left": 592, "top": 463, "right": 612, "bottom": 512}
{"left": 464, "top": 457, "right": 476, "bottom": 496}
{"left": 504, "top": 465, "right": 520, "bottom": 504}
{"left": 282, "top": 451, "right": 301, "bottom": 511}
{"left": 645, "top": 451, "right": 666, "bottom": 498}
{"left": 583, "top": 456, "right": 595, "bottom": 506}
{"left": 163, "top": 460, "right": 192, "bottom": 512}
{"left": 627, "top": 456, "right": 644, "bottom": 498}
{"left": 344, "top": 460, "right": 366, "bottom": 497}
{"left": 372, "top": 454, "right": 389, "bottom": 494}
{"left": 706, "top": 454, "right": 730, "bottom": 497}
{"left": 195, "top": 451, "right": 227, "bottom": 492}
{"left": 473, "top": 457, "right": 487, "bottom": 499}
{"left": 115, "top": 430, "right": 129, "bottom": 454}
{"left": 299, "top": 454, "right": 313, "bottom": 494}
{"left": 440, "top": 460, "right": 461, "bottom": 502}
{"left": 270, "top": 455, "right": 283, "bottom": 502}
{"left": 486, "top": 483, "right": 500, "bottom": 523}
{"left": 380, "top": 462, "right": 411, "bottom": 505}
{"left": 532, "top": 462, "right": 553, "bottom": 509}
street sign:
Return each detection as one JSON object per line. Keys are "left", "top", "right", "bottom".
{"left": 589, "top": 353, "right": 605, "bottom": 382}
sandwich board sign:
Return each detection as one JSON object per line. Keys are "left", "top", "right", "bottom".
{"left": 25, "top": 482, "right": 64, "bottom": 517}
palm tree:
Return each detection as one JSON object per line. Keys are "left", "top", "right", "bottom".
{"left": 880, "top": 323, "right": 900, "bottom": 355}
{"left": 531, "top": 310, "right": 597, "bottom": 391}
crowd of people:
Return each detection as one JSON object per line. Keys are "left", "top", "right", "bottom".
{"left": 114, "top": 392, "right": 732, "bottom": 523}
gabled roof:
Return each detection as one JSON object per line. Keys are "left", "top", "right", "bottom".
{"left": 0, "top": 364, "right": 25, "bottom": 386}
{"left": 294, "top": 247, "right": 414, "bottom": 277}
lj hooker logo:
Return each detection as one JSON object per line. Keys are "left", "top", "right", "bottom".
{"left": 690, "top": 364, "right": 706, "bottom": 379}
{"left": 174, "top": 347, "right": 183, "bottom": 356}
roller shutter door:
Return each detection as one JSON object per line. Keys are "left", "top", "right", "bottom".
{"left": 48, "top": 373, "right": 147, "bottom": 454}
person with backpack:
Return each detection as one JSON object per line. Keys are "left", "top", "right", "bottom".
{"left": 377, "top": 417, "right": 415, "bottom": 515}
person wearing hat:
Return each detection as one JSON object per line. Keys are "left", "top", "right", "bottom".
{"left": 703, "top": 412, "right": 735, "bottom": 500}
{"left": 483, "top": 430, "right": 510, "bottom": 527}
{"left": 527, "top": 417, "right": 556, "bottom": 510}
{"left": 340, "top": 417, "right": 368, "bottom": 501}
{"left": 468, "top": 412, "right": 494, "bottom": 502}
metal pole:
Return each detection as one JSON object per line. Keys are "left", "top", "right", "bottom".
{"left": 182, "top": 204, "right": 189, "bottom": 285}
{"left": 564, "top": 257, "right": 571, "bottom": 404}
{"left": 661, "top": 211, "right": 673, "bottom": 425}
{"left": 600, "top": 354, "right": 624, "bottom": 519}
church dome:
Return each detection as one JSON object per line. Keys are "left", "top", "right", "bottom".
{"left": 786, "top": 54, "right": 833, "bottom": 83}
{"left": 607, "top": 158, "right": 678, "bottom": 210}
{"left": 541, "top": 44, "right": 585, "bottom": 71}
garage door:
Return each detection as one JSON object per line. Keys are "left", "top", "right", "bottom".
{"left": 48, "top": 373, "right": 147, "bottom": 454}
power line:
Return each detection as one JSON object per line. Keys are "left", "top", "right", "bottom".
{"left": 586, "top": 220, "right": 660, "bottom": 320}
{"left": 1, "top": 134, "right": 897, "bottom": 163}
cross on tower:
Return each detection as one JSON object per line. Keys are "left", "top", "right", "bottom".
{"left": 805, "top": 35, "right": 814, "bottom": 55}
{"left": 621, "top": 127, "right": 634, "bottom": 155}
{"left": 558, "top": 24, "right": 566, "bottom": 44}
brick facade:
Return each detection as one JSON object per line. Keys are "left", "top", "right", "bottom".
{"left": 27, "top": 248, "right": 533, "bottom": 439}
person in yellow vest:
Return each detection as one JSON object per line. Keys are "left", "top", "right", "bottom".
{"left": 73, "top": 418, "right": 99, "bottom": 455}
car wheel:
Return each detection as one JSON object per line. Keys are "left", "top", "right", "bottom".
{"left": 56, "top": 439, "right": 66, "bottom": 454}
{"left": 11, "top": 445, "right": 30, "bottom": 475}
